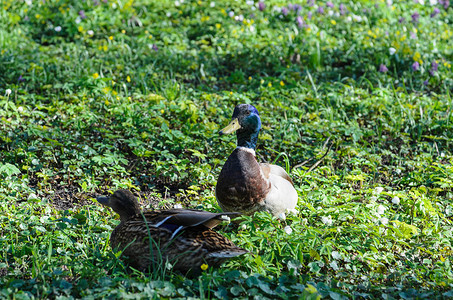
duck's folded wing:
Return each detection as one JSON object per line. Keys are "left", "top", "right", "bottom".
{"left": 260, "top": 163, "right": 294, "bottom": 186}
{"left": 143, "top": 209, "right": 240, "bottom": 230}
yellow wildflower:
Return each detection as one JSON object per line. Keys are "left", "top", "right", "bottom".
{"left": 413, "top": 52, "right": 422, "bottom": 64}
{"left": 127, "top": 75, "right": 131, "bottom": 82}
{"left": 280, "top": 81, "right": 285, "bottom": 87}
{"left": 200, "top": 264, "right": 208, "bottom": 271}
{"left": 92, "top": 73, "right": 99, "bottom": 79}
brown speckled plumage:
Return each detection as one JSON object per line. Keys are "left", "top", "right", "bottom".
{"left": 97, "top": 190, "right": 248, "bottom": 273}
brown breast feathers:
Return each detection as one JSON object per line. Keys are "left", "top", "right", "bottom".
{"left": 216, "top": 148, "right": 271, "bottom": 213}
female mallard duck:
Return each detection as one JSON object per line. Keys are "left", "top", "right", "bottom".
{"left": 97, "top": 189, "right": 247, "bottom": 273}
{"left": 215, "top": 104, "right": 298, "bottom": 217}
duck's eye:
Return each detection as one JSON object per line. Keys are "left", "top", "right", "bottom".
{"left": 246, "top": 110, "right": 251, "bottom": 115}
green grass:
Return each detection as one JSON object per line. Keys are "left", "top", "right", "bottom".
{"left": 1, "top": 0, "right": 452, "bottom": 298}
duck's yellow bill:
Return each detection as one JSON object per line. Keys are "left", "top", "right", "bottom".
{"left": 219, "top": 118, "right": 241, "bottom": 135}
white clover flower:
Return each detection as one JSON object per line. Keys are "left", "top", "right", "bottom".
{"left": 246, "top": 0, "right": 254, "bottom": 5}
{"left": 441, "top": 152, "right": 445, "bottom": 157}
{"left": 25, "top": 0, "right": 32, "bottom": 5}
{"left": 377, "top": 205, "right": 386, "bottom": 215}
{"left": 5, "top": 89, "right": 12, "bottom": 96}
{"left": 17, "top": 106, "right": 24, "bottom": 113}
{"left": 175, "top": 0, "right": 180, "bottom": 6}
{"left": 273, "top": 6, "right": 282, "bottom": 13}
{"left": 353, "top": 15, "right": 363, "bottom": 22}
{"left": 173, "top": 203, "right": 183, "bottom": 209}
{"left": 386, "top": 0, "right": 393, "bottom": 6}
{"left": 87, "top": 30, "right": 94, "bottom": 36}
{"left": 166, "top": 12, "right": 172, "bottom": 17}
{"left": 392, "top": 196, "right": 400, "bottom": 205}
{"left": 228, "top": 11, "right": 234, "bottom": 17}
{"left": 284, "top": 225, "right": 293, "bottom": 235}
{"left": 28, "top": 193, "right": 38, "bottom": 200}
{"left": 389, "top": 47, "right": 396, "bottom": 55}
{"left": 75, "top": 17, "right": 81, "bottom": 24}
{"left": 374, "top": 187, "right": 384, "bottom": 195}
{"left": 210, "top": 1, "right": 215, "bottom": 7}
{"left": 395, "top": 168, "right": 402, "bottom": 174}
{"left": 329, "top": 260, "right": 339, "bottom": 271}
{"left": 220, "top": 215, "right": 231, "bottom": 222}
{"left": 287, "top": 208, "right": 298, "bottom": 215}
{"left": 55, "top": 26, "right": 62, "bottom": 32}
{"left": 429, "top": 0, "right": 437, "bottom": 5}
{"left": 321, "top": 215, "right": 333, "bottom": 226}
{"left": 331, "top": 251, "right": 341, "bottom": 260}
{"left": 380, "top": 217, "right": 389, "bottom": 225}
{"left": 278, "top": 212, "right": 286, "bottom": 220}
{"left": 241, "top": 224, "right": 247, "bottom": 230}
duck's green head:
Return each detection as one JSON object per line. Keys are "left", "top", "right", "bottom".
{"left": 97, "top": 189, "right": 141, "bottom": 222}
{"left": 220, "top": 104, "right": 261, "bottom": 149}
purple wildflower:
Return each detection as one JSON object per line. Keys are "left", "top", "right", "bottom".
{"left": 93, "top": 0, "right": 100, "bottom": 5}
{"left": 326, "top": 1, "right": 334, "bottom": 8}
{"left": 410, "top": 31, "right": 417, "bottom": 39}
{"left": 102, "top": 0, "right": 108, "bottom": 3}
{"left": 79, "top": 10, "right": 87, "bottom": 19}
{"left": 292, "top": 4, "right": 302, "bottom": 12}
{"left": 432, "top": 61, "right": 439, "bottom": 72}
{"left": 430, "top": 8, "right": 440, "bottom": 17}
{"left": 152, "top": 44, "right": 158, "bottom": 51}
{"left": 442, "top": 0, "right": 450, "bottom": 9}
{"left": 411, "top": 12, "right": 420, "bottom": 23}
{"left": 423, "top": 79, "right": 429, "bottom": 86}
{"left": 379, "top": 64, "right": 388, "bottom": 73}
{"left": 258, "top": 1, "right": 265, "bottom": 11}
{"left": 412, "top": 61, "right": 420, "bottom": 71}
{"left": 398, "top": 17, "right": 405, "bottom": 23}
{"left": 296, "top": 16, "right": 304, "bottom": 28}
{"left": 24, "top": 15, "right": 29, "bottom": 21}
{"left": 282, "top": 7, "right": 289, "bottom": 16}
{"left": 307, "top": 11, "right": 313, "bottom": 19}
{"left": 317, "top": 6, "right": 324, "bottom": 14}
{"left": 339, "top": 3, "right": 347, "bottom": 15}
{"left": 18, "top": 75, "right": 25, "bottom": 82}
{"left": 307, "top": 0, "right": 315, "bottom": 7}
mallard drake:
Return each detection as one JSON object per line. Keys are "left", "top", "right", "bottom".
{"left": 97, "top": 189, "right": 247, "bottom": 273}
{"left": 215, "top": 104, "right": 298, "bottom": 217}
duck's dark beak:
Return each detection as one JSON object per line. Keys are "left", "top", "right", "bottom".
{"left": 96, "top": 196, "right": 111, "bottom": 206}
{"left": 219, "top": 118, "right": 241, "bottom": 135}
